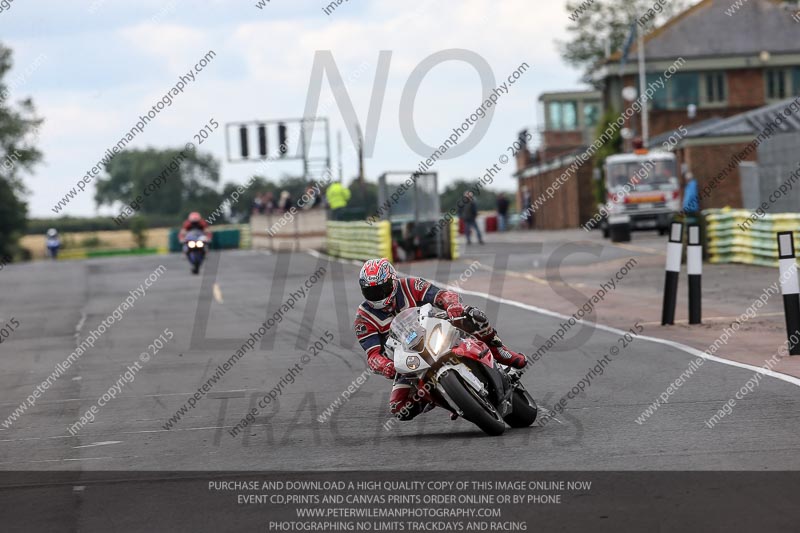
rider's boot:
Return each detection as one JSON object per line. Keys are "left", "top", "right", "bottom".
{"left": 483, "top": 330, "right": 528, "bottom": 369}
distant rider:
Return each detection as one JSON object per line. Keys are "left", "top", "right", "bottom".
{"left": 353, "top": 258, "right": 527, "bottom": 421}
{"left": 179, "top": 212, "right": 211, "bottom": 242}
{"left": 46, "top": 228, "right": 61, "bottom": 260}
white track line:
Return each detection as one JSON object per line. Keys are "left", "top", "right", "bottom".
{"left": 309, "top": 250, "right": 800, "bottom": 388}
{"left": 0, "top": 389, "right": 260, "bottom": 410}
{"left": 72, "top": 440, "right": 122, "bottom": 449}
{"left": 0, "top": 425, "right": 237, "bottom": 443}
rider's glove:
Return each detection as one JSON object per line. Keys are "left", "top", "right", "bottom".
{"left": 465, "top": 306, "right": 491, "bottom": 336}
{"left": 369, "top": 354, "right": 397, "bottom": 380}
{"left": 446, "top": 303, "right": 465, "bottom": 321}
{"left": 380, "top": 360, "right": 396, "bottom": 379}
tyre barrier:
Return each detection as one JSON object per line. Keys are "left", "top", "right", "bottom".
{"left": 705, "top": 208, "right": 800, "bottom": 267}
{"left": 326, "top": 220, "right": 393, "bottom": 262}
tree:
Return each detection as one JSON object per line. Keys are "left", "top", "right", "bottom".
{"left": 349, "top": 179, "right": 377, "bottom": 215}
{"left": 440, "top": 179, "right": 503, "bottom": 214}
{"left": 558, "top": 0, "right": 693, "bottom": 78}
{"left": 0, "top": 43, "right": 43, "bottom": 261}
{"left": 592, "top": 109, "right": 625, "bottom": 203}
{"left": 130, "top": 216, "right": 148, "bottom": 249}
{"left": 94, "top": 148, "right": 223, "bottom": 218}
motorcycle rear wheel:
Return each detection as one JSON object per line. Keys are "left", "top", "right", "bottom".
{"left": 503, "top": 388, "right": 538, "bottom": 428}
{"left": 438, "top": 371, "right": 506, "bottom": 436}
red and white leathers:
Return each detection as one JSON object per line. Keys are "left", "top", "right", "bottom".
{"left": 353, "top": 276, "right": 527, "bottom": 421}
{"left": 179, "top": 217, "right": 211, "bottom": 242}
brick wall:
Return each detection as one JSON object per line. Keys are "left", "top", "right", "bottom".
{"left": 542, "top": 130, "right": 583, "bottom": 150}
{"left": 518, "top": 158, "right": 595, "bottom": 229}
{"left": 728, "top": 68, "right": 765, "bottom": 108}
{"left": 620, "top": 68, "right": 767, "bottom": 139}
{"left": 684, "top": 141, "right": 757, "bottom": 209}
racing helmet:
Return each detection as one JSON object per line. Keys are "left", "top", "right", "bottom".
{"left": 359, "top": 258, "right": 398, "bottom": 310}
{"left": 188, "top": 212, "right": 203, "bottom": 223}
{"left": 46, "top": 228, "right": 58, "bottom": 238}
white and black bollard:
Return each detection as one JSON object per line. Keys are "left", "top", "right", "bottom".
{"left": 687, "top": 224, "right": 702, "bottom": 324}
{"left": 777, "top": 231, "right": 800, "bottom": 355}
{"left": 661, "top": 221, "right": 683, "bottom": 326}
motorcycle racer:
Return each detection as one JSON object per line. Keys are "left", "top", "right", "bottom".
{"left": 179, "top": 212, "right": 211, "bottom": 242}
{"left": 353, "top": 258, "right": 527, "bottom": 421}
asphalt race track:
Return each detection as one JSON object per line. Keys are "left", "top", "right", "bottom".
{"left": 2, "top": 247, "right": 800, "bottom": 472}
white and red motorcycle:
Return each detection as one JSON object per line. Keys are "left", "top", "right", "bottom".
{"left": 386, "top": 304, "right": 538, "bottom": 436}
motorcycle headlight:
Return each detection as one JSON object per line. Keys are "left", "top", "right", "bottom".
{"left": 427, "top": 325, "right": 446, "bottom": 356}
{"left": 187, "top": 241, "right": 196, "bottom": 248}
{"left": 197, "top": 241, "right": 204, "bottom": 248}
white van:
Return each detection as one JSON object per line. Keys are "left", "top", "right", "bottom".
{"left": 601, "top": 151, "right": 680, "bottom": 237}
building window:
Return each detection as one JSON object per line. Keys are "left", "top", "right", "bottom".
{"left": 583, "top": 103, "right": 600, "bottom": 128}
{"left": 644, "top": 72, "right": 699, "bottom": 110}
{"left": 766, "top": 68, "right": 789, "bottom": 100}
{"left": 547, "top": 101, "right": 578, "bottom": 130}
{"left": 671, "top": 73, "right": 700, "bottom": 108}
{"left": 704, "top": 72, "right": 726, "bottom": 104}
{"left": 794, "top": 68, "right": 800, "bottom": 97}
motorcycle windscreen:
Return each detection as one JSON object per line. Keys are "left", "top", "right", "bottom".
{"left": 391, "top": 307, "right": 425, "bottom": 351}
{"left": 185, "top": 229, "right": 207, "bottom": 241}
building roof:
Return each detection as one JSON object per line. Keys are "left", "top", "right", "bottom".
{"left": 649, "top": 97, "right": 800, "bottom": 148}
{"left": 539, "top": 90, "right": 602, "bottom": 102}
{"left": 648, "top": 117, "right": 725, "bottom": 148}
{"left": 515, "top": 146, "right": 589, "bottom": 179}
{"left": 685, "top": 97, "right": 800, "bottom": 138}
{"left": 610, "top": 0, "right": 799, "bottom": 62}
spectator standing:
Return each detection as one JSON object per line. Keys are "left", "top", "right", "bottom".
{"left": 263, "top": 191, "right": 276, "bottom": 215}
{"left": 683, "top": 172, "right": 699, "bottom": 215}
{"left": 681, "top": 171, "right": 706, "bottom": 259}
{"left": 279, "top": 190, "right": 293, "bottom": 213}
{"left": 521, "top": 186, "right": 533, "bottom": 229}
{"left": 252, "top": 194, "right": 264, "bottom": 215}
{"left": 326, "top": 180, "right": 351, "bottom": 221}
{"left": 302, "top": 183, "right": 319, "bottom": 210}
{"left": 496, "top": 192, "right": 509, "bottom": 232}
{"left": 458, "top": 191, "right": 484, "bottom": 245}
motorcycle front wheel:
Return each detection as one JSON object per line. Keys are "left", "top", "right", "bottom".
{"left": 503, "top": 388, "right": 538, "bottom": 428}
{"left": 438, "top": 371, "right": 505, "bottom": 436}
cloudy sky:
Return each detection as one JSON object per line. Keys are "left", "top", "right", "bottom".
{"left": 1, "top": 0, "right": 587, "bottom": 217}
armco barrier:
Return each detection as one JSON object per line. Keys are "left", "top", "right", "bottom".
{"left": 327, "top": 221, "right": 393, "bottom": 262}
{"left": 705, "top": 208, "right": 800, "bottom": 267}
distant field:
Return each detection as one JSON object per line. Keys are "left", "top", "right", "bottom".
{"left": 21, "top": 228, "right": 172, "bottom": 260}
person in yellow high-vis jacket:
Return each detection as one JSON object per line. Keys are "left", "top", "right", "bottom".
{"left": 326, "top": 181, "right": 351, "bottom": 220}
